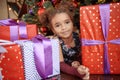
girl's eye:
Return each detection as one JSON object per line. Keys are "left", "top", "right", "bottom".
{"left": 55, "top": 24, "right": 60, "bottom": 27}
{"left": 65, "top": 21, "right": 70, "bottom": 24}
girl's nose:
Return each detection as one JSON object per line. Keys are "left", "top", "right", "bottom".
{"left": 61, "top": 24, "right": 66, "bottom": 30}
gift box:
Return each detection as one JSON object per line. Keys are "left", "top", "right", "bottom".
{"left": 80, "top": 2, "right": 120, "bottom": 74}
{"left": 15, "top": 35, "right": 60, "bottom": 80}
{"left": 0, "top": 44, "right": 25, "bottom": 80}
{"left": 0, "top": 19, "right": 38, "bottom": 41}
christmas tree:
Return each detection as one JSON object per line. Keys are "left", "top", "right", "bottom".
{"left": 22, "top": 0, "right": 120, "bottom": 35}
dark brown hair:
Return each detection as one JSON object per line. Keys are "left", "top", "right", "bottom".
{"left": 38, "top": 0, "right": 75, "bottom": 29}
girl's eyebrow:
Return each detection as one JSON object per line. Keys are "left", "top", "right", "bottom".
{"left": 54, "top": 22, "right": 60, "bottom": 26}
{"left": 64, "top": 18, "right": 71, "bottom": 21}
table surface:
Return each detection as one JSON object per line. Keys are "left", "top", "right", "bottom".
{"left": 47, "top": 73, "right": 120, "bottom": 80}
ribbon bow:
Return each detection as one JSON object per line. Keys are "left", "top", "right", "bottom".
{"left": 32, "top": 34, "right": 53, "bottom": 78}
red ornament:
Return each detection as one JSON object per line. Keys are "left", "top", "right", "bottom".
{"left": 37, "top": 8, "right": 45, "bottom": 15}
{"left": 72, "top": 0, "right": 78, "bottom": 8}
{"left": 40, "top": 26, "right": 47, "bottom": 33}
{"left": 52, "top": 0, "right": 61, "bottom": 6}
{"left": 37, "top": 2, "right": 42, "bottom": 7}
{"left": 36, "top": 0, "right": 46, "bottom": 7}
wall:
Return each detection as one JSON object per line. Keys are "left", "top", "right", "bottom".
{"left": 0, "top": 0, "right": 18, "bottom": 20}
{"left": 0, "top": 0, "right": 8, "bottom": 19}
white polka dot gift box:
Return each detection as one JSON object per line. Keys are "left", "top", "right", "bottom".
{"left": 15, "top": 34, "right": 60, "bottom": 80}
{"left": 80, "top": 2, "right": 120, "bottom": 74}
{"left": 0, "top": 43, "right": 25, "bottom": 80}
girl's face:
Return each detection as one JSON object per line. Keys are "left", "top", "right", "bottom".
{"left": 51, "top": 12, "right": 74, "bottom": 39}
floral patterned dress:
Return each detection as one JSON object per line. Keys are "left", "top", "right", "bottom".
{"left": 59, "top": 32, "right": 82, "bottom": 66}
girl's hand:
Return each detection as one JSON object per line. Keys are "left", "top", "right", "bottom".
{"left": 77, "top": 65, "right": 90, "bottom": 80}
{"left": 83, "top": 72, "right": 90, "bottom": 80}
{"left": 71, "top": 61, "right": 80, "bottom": 68}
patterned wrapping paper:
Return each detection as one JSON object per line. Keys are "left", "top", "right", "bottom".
{"left": 80, "top": 2, "right": 120, "bottom": 74}
{"left": 48, "top": 39, "right": 60, "bottom": 77}
{"left": 0, "top": 19, "right": 38, "bottom": 41}
{"left": 15, "top": 38, "right": 60, "bottom": 80}
{"left": 15, "top": 40, "right": 41, "bottom": 80}
{"left": 0, "top": 44, "right": 25, "bottom": 80}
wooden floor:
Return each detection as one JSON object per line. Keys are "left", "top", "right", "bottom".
{"left": 47, "top": 73, "right": 120, "bottom": 80}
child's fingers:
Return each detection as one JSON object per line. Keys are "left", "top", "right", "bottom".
{"left": 86, "top": 67, "right": 89, "bottom": 72}
{"left": 77, "top": 67, "right": 86, "bottom": 74}
{"left": 83, "top": 72, "right": 90, "bottom": 80}
{"left": 79, "top": 65, "right": 90, "bottom": 72}
{"left": 77, "top": 65, "right": 90, "bottom": 74}
{"left": 79, "top": 65, "right": 86, "bottom": 70}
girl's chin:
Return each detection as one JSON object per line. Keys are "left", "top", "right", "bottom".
{"left": 61, "top": 35, "right": 71, "bottom": 39}
{"left": 59, "top": 32, "right": 73, "bottom": 39}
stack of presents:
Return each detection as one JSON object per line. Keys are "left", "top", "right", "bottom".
{"left": 0, "top": 19, "right": 60, "bottom": 80}
{"left": 0, "top": 2, "right": 120, "bottom": 80}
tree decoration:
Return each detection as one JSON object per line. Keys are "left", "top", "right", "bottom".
{"left": 43, "top": 0, "right": 53, "bottom": 8}
{"left": 29, "top": 9, "right": 34, "bottom": 15}
{"left": 25, "top": 0, "right": 36, "bottom": 6}
{"left": 72, "top": 0, "right": 78, "bottom": 8}
{"left": 113, "top": 0, "right": 120, "bottom": 2}
{"left": 37, "top": 8, "right": 45, "bottom": 15}
{"left": 98, "top": 0, "right": 106, "bottom": 4}
{"left": 52, "top": 0, "right": 61, "bottom": 6}
{"left": 40, "top": 26, "right": 48, "bottom": 33}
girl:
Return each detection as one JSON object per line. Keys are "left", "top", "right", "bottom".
{"left": 38, "top": 1, "right": 89, "bottom": 79}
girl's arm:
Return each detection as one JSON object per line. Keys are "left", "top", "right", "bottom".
{"left": 59, "top": 45, "right": 84, "bottom": 78}
{"left": 60, "top": 61, "right": 84, "bottom": 78}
